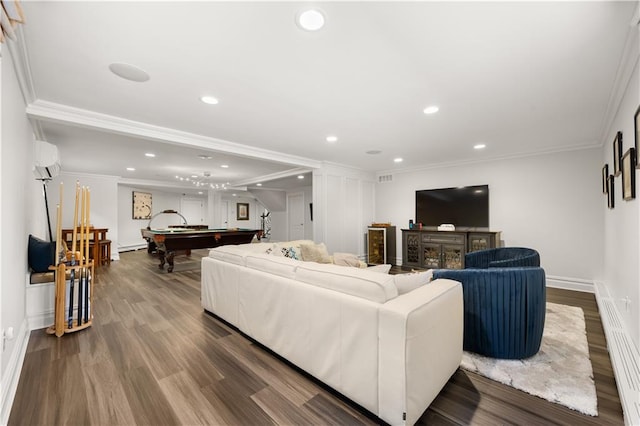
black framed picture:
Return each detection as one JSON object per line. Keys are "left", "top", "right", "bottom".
{"left": 602, "top": 164, "right": 609, "bottom": 194}
{"left": 622, "top": 147, "right": 636, "bottom": 201}
{"left": 613, "top": 131, "right": 623, "bottom": 176}
{"left": 607, "top": 175, "right": 615, "bottom": 209}
{"left": 237, "top": 203, "right": 249, "bottom": 220}
{"left": 635, "top": 106, "right": 640, "bottom": 168}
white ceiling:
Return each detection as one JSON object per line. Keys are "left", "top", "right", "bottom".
{"left": 14, "top": 1, "right": 637, "bottom": 194}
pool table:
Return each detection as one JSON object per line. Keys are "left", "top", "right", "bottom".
{"left": 141, "top": 228, "right": 262, "bottom": 272}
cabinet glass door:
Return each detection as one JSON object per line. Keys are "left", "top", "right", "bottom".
{"left": 422, "top": 243, "right": 441, "bottom": 268}
{"left": 368, "top": 228, "right": 386, "bottom": 264}
{"left": 405, "top": 233, "right": 420, "bottom": 265}
{"left": 469, "top": 234, "right": 490, "bottom": 252}
{"left": 442, "top": 244, "right": 464, "bottom": 269}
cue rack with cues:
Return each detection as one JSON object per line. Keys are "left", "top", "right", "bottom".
{"left": 46, "top": 181, "right": 95, "bottom": 337}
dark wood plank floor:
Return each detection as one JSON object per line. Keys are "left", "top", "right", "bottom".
{"left": 10, "top": 250, "right": 623, "bottom": 425}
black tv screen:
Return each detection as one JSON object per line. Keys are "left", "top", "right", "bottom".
{"left": 415, "top": 185, "right": 489, "bottom": 228}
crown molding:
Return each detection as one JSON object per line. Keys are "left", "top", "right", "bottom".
{"left": 232, "top": 167, "right": 312, "bottom": 187}
{"left": 26, "top": 99, "right": 323, "bottom": 170}
{"left": 376, "top": 142, "right": 601, "bottom": 177}
{"left": 598, "top": 6, "right": 640, "bottom": 144}
{"left": 4, "top": 26, "right": 37, "bottom": 106}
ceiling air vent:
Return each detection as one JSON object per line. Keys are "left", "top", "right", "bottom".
{"left": 378, "top": 174, "right": 393, "bottom": 183}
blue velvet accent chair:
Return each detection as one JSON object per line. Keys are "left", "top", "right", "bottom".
{"left": 432, "top": 247, "right": 545, "bottom": 359}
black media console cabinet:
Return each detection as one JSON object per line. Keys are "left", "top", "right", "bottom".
{"left": 401, "top": 228, "right": 501, "bottom": 269}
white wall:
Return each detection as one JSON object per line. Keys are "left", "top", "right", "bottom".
{"left": 376, "top": 148, "right": 603, "bottom": 286}
{"left": 313, "top": 163, "right": 376, "bottom": 257}
{"left": 1, "top": 44, "right": 41, "bottom": 424}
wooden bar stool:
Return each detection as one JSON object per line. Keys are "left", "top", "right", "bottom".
{"left": 99, "top": 239, "right": 111, "bottom": 265}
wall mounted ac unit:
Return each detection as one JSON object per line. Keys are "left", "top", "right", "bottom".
{"left": 33, "top": 140, "right": 61, "bottom": 180}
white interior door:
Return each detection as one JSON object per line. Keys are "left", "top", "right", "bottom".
{"left": 288, "top": 192, "right": 304, "bottom": 241}
{"left": 181, "top": 199, "right": 205, "bottom": 225}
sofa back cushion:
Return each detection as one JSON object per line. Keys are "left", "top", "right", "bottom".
{"left": 295, "top": 262, "right": 398, "bottom": 303}
{"left": 245, "top": 253, "right": 299, "bottom": 279}
{"left": 208, "top": 245, "right": 251, "bottom": 265}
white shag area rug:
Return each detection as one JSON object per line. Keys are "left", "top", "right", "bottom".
{"left": 461, "top": 302, "right": 597, "bottom": 416}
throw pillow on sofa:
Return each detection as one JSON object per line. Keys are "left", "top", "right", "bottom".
{"left": 268, "top": 240, "right": 314, "bottom": 261}
{"left": 332, "top": 252, "right": 367, "bottom": 268}
{"left": 393, "top": 269, "right": 433, "bottom": 294}
{"left": 300, "top": 242, "right": 332, "bottom": 263}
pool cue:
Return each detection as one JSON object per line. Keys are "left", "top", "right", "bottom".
{"left": 85, "top": 188, "right": 91, "bottom": 323}
{"left": 54, "top": 183, "right": 65, "bottom": 336}
{"left": 77, "top": 187, "right": 86, "bottom": 326}
{"left": 82, "top": 186, "right": 90, "bottom": 324}
{"left": 68, "top": 182, "right": 80, "bottom": 328}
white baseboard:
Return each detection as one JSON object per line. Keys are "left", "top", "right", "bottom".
{"left": 546, "top": 274, "right": 594, "bottom": 293}
{"left": 118, "top": 243, "right": 146, "bottom": 252}
{"left": 0, "top": 319, "right": 29, "bottom": 426}
{"left": 594, "top": 281, "right": 640, "bottom": 426}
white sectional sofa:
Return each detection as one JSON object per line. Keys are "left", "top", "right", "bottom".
{"left": 201, "top": 242, "right": 463, "bottom": 426}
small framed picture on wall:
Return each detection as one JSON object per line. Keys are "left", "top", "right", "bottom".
{"left": 634, "top": 105, "right": 640, "bottom": 168}
{"left": 607, "top": 175, "right": 615, "bottom": 209}
{"left": 612, "top": 131, "right": 623, "bottom": 176}
{"left": 237, "top": 203, "right": 249, "bottom": 220}
{"left": 602, "top": 164, "right": 609, "bottom": 194}
{"left": 622, "top": 147, "right": 636, "bottom": 201}
{"left": 132, "top": 191, "right": 152, "bottom": 219}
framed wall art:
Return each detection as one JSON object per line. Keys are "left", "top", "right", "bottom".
{"left": 132, "top": 191, "right": 152, "bottom": 219}
{"left": 602, "top": 164, "right": 609, "bottom": 194}
{"left": 612, "top": 131, "right": 622, "bottom": 176}
{"left": 622, "top": 147, "right": 636, "bottom": 201}
{"left": 607, "top": 175, "right": 615, "bottom": 209}
{"left": 237, "top": 203, "right": 249, "bottom": 220}
{"left": 635, "top": 105, "right": 640, "bottom": 168}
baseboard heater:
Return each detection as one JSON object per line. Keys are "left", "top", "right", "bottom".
{"left": 594, "top": 281, "right": 640, "bottom": 425}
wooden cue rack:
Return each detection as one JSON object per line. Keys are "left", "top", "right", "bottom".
{"left": 46, "top": 182, "right": 94, "bottom": 337}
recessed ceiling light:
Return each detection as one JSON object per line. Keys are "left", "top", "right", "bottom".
{"left": 109, "top": 63, "right": 150, "bottom": 82}
{"left": 221, "top": 164, "right": 229, "bottom": 168}
{"left": 201, "top": 96, "right": 219, "bottom": 105}
{"left": 297, "top": 175, "right": 305, "bottom": 179}
{"left": 423, "top": 106, "right": 439, "bottom": 115}
{"left": 145, "top": 152, "right": 155, "bottom": 157}
{"left": 326, "top": 135, "right": 338, "bottom": 143}
{"left": 256, "top": 183, "right": 262, "bottom": 186}
{"left": 198, "top": 191, "right": 203, "bottom": 195}
{"left": 232, "top": 193, "right": 237, "bottom": 197}
{"left": 297, "top": 9, "right": 325, "bottom": 31}
{"left": 366, "top": 150, "right": 382, "bottom": 155}
{"left": 198, "top": 154, "right": 212, "bottom": 160}
{"left": 394, "top": 158, "right": 403, "bottom": 163}
{"left": 474, "top": 144, "right": 486, "bottom": 150}
{"left": 126, "top": 167, "right": 135, "bottom": 171}
{"left": 191, "top": 175, "right": 198, "bottom": 178}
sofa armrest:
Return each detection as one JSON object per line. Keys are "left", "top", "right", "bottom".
{"left": 378, "top": 279, "right": 463, "bottom": 426}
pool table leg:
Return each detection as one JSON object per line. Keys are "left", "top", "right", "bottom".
{"left": 166, "top": 251, "right": 175, "bottom": 272}
{"left": 158, "top": 250, "right": 166, "bottom": 270}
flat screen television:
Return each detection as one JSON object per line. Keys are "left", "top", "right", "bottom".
{"left": 415, "top": 185, "right": 489, "bottom": 228}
